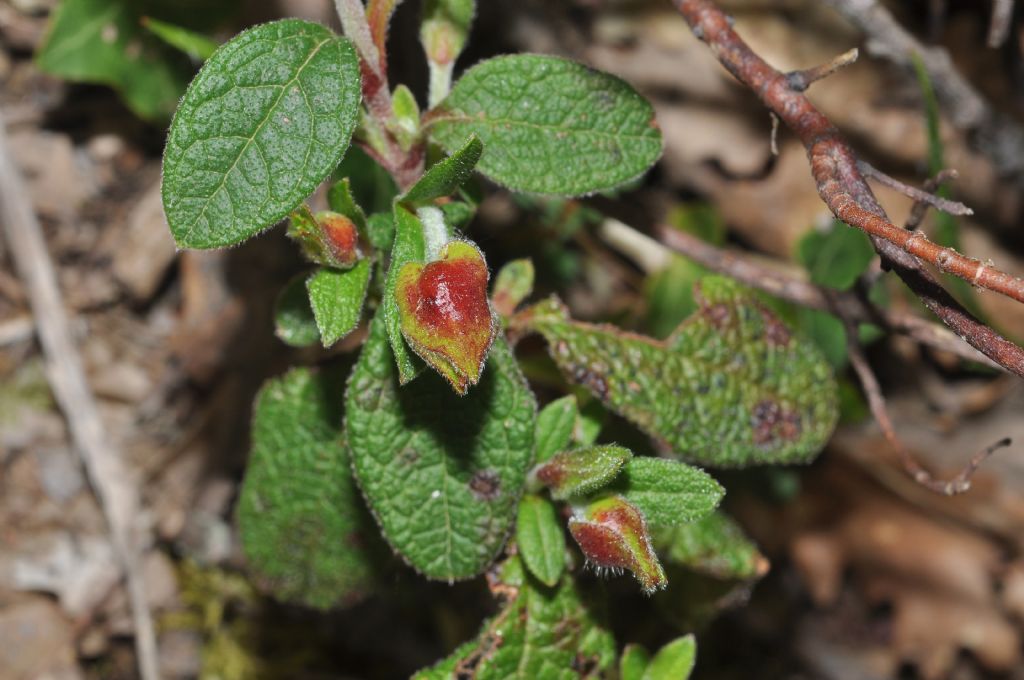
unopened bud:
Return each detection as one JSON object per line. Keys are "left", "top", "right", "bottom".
{"left": 568, "top": 495, "right": 666, "bottom": 593}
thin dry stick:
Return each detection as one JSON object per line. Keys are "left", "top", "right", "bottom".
{"left": 828, "top": 290, "right": 1012, "bottom": 495}
{"left": 856, "top": 161, "right": 972, "bottom": 216}
{"left": 988, "top": 0, "right": 1015, "bottom": 48}
{"left": 648, "top": 223, "right": 1007, "bottom": 373}
{"left": 822, "top": 0, "right": 1024, "bottom": 179}
{"left": 672, "top": 0, "right": 1024, "bottom": 378}
{"left": 905, "top": 168, "right": 960, "bottom": 231}
{"left": 0, "top": 113, "right": 160, "bottom": 680}
{"left": 786, "top": 47, "right": 859, "bottom": 91}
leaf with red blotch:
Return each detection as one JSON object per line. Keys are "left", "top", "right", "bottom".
{"left": 569, "top": 494, "right": 666, "bottom": 594}
{"left": 287, "top": 206, "right": 362, "bottom": 269}
{"left": 395, "top": 239, "right": 498, "bottom": 394}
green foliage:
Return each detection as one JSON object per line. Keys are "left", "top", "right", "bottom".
{"left": 643, "top": 635, "right": 696, "bottom": 680}
{"left": 142, "top": 16, "right": 218, "bottom": 61}
{"left": 534, "top": 395, "right": 579, "bottom": 463}
{"left": 162, "top": 20, "right": 361, "bottom": 248}
{"left": 237, "top": 366, "right": 378, "bottom": 609}
{"left": 427, "top": 55, "right": 663, "bottom": 195}
{"left": 797, "top": 221, "right": 875, "bottom": 291}
{"left": 610, "top": 458, "right": 723, "bottom": 526}
{"left": 346, "top": 318, "right": 536, "bottom": 581}
{"left": 534, "top": 444, "right": 633, "bottom": 501}
{"left": 414, "top": 557, "right": 615, "bottom": 679}
{"left": 619, "top": 644, "right": 652, "bottom": 680}
{"left": 306, "top": 260, "right": 371, "bottom": 347}
{"left": 527, "top": 276, "right": 839, "bottom": 467}
{"left": 274, "top": 275, "right": 319, "bottom": 348}
{"left": 384, "top": 206, "right": 428, "bottom": 382}
{"left": 516, "top": 494, "right": 566, "bottom": 586}
{"left": 653, "top": 511, "right": 765, "bottom": 580}
{"left": 401, "top": 135, "right": 483, "bottom": 206}
{"left": 37, "top": 0, "right": 196, "bottom": 121}
{"left": 492, "top": 258, "right": 535, "bottom": 318}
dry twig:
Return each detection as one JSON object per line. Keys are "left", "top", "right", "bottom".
{"left": 988, "top": 0, "right": 1015, "bottom": 48}
{"left": 672, "top": 0, "right": 1024, "bottom": 379}
{"left": 0, "top": 112, "right": 160, "bottom": 680}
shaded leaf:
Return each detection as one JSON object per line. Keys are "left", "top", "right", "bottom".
{"left": 274, "top": 274, "right": 319, "bottom": 347}
{"left": 642, "top": 635, "right": 696, "bottom": 680}
{"left": 346, "top": 318, "right": 536, "bottom": 581}
{"left": 526, "top": 276, "right": 839, "bottom": 467}
{"left": 427, "top": 55, "right": 662, "bottom": 196}
{"left": 535, "top": 395, "right": 578, "bottom": 463}
{"left": 516, "top": 494, "right": 565, "bottom": 587}
{"left": 401, "top": 135, "right": 483, "bottom": 206}
{"left": 142, "top": 16, "right": 218, "bottom": 61}
{"left": 162, "top": 20, "right": 361, "bottom": 248}
{"left": 237, "top": 366, "right": 378, "bottom": 609}
{"left": 534, "top": 444, "right": 632, "bottom": 501}
{"left": 306, "top": 260, "right": 371, "bottom": 347}
{"left": 492, "top": 258, "right": 535, "bottom": 318}
{"left": 797, "top": 221, "right": 875, "bottom": 291}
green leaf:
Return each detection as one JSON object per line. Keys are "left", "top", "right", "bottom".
{"left": 796, "top": 307, "right": 848, "bottom": 369}
{"left": 642, "top": 635, "right": 696, "bottom": 680}
{"left": 36, "top": 0, "right": 192, "bottom": 121}
{"left": 413, "top": 558, "right": 615, "bottom": 679}
{"left": 306, "top": 260, "right": 370, "bottom": 347}
{"left": 492, "top": 258, "right": 535, "bottom": 318}
{"left": 526, "top": 276, "right": 839, "bottom": 467}
{"left": 346, "top": 317, "right": 537, "bottom": 581}
{"left": 334, "top": 146, "right": 399, "bottom": 215}
{"left": 620, "top": 644, "right": 652, "bottom": 680}
{"left": 797, "top": 221, "right": 875, "bottom": 291}
{"left": 534, "top": 444, "right": 632, "bottom": 500}
{"left": 383, "top": 206, "right": 427, "bottom": 382}
{"left": 610, "top": 458, "right": 722, "bottom": 526}
{"left": 237, "top": 366, "right": 379, "bottom": 609}
{"left": 516, "top": 494, "right": 566, "bottom": 587}
{"left": 653, "top": 510, "right": 766, "bottom": 581}
{"left": 142, "top": 16, "right": 218, "bottom": 61}
{"left": 274, "top": 274, "right": 319, "bottom": 347}
{"left": 366, "top": 211, "right": 396, "bottom": 252}
{"left": 162, "top": 20, "right": 361, "bottom": 249}
{"left": 327, "top": 178, "right": 368, "bottom": 231}
{"left": 427, "top": 54, "right": 662, "bottom": 196}
{"left": 535, "top": 395, "right": 578, "bottom": 463}
{"left": 400, "top": 135, "right": 483, "bottom": 206}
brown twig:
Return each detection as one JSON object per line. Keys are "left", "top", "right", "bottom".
{"left": 652, "top": 224, "right": 1007, "bottom": 374}
{"left": 786, "top": 47, "right": 859, "bottom": 91}
{"left": 904, "top": 168, "right": 960, "bottom": 231}
{"left": 0, "top": 112, "right": 161, "bottom": 680}
{"left": 822, "top": 0, "right": 1024, "bottom": 179}
{"left": 856, "top": 160, "right": 972, "bottom": 216}
{"left": 671, "top": 0, "right": 1024, "bottom": 379}
{"left": 828, "top": 289, "right": 1011, "bottom": 495}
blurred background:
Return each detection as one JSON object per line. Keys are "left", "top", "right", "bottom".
{"left": 2, "top": 0, "right": 1024, "bottom": 678}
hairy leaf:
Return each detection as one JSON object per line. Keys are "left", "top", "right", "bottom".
{"left": 527, "top": 276, "right": 839, "bottom": 467}
{"left": 383, "top": 206, "right": 427, "bottom": 382}
{"left": 237, "top": 366, "right": 378, "bottom": 609}
{"left": 534, "top": 444, "right": 632, "bottom": 500}
{"left": 413, "top": 557, "right": 615, "bottom": 679}
{"left": 534, "top": 395, "right": 578, "bottom": 463}
{"left": 307, "top": 260, "right": 370, "bottom": 347}
{"left": 346, "top": 318, "right": 536, "bottom": 581}
{"left": 610, "top": 458, "right": 722, "bottom": 526}
{"left": 274, "top": 274, "right": 319, "bottom": 347}
{"left": 162, "top": 20, "right": 361, "bottom": 248}
{"left": 569, "top": 495, "right": 666, "bottom": 593}
{"left": 427, "top": 54, "right": 662, "bottom": 195}
{"left": 653, "top": 511, "right": 767, "bottom": 581}
{"left": 401, "top": 135, "right": 483, "bottom": 206}
{"left": 37, "top": 0, "right": 192, "bottom": 121}
{"left": 516, "top": 494, "right": 565, "bottom": 587}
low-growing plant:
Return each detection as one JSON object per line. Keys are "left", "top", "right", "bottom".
{"left": 159, "top": 0, "right": 839, "bottom": 675}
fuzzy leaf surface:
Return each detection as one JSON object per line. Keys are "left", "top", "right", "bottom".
{"left": 427, "top": 55, "right": 662, "bottom": 195}
{"left": 162, "top": 20, "right": 361, "bottom": 248}
{"left": 653, "top": 511, "right": 766, "bottom": 581}
{"left": 401, "top": 135, "right": 483, "bottom": 206}
{"left": 413, "top": 558, "right": 615, "bottom": 679}
{"left": 528, "top": 276, "right": 839, "bottom": 467}
{"left": 346, "top": 319, "right": 536, "bottom": 581}
{"left": 274, "top": 274, "right": 319, "bottom": 347}
{"left": 306, "top": 260, "right": 370, "bottom": 347}
{"left": 534, "top": 444, "right": 632, "bottom": 500}
{"left": 237, "top": 366, "right": 377, "bottom": 609}
{"left": 516, "top": 494, "right": 566, "bottom": 587}
{"left": 610, "top": 458, "right": 722, "bottom": 526}
{"left": 383, "top": 206, "right": 427, "bottom": 381}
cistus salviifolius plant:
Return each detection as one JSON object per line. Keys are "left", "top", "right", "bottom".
{"left": 159, "top": 0, "right": 839, "bottom": 675}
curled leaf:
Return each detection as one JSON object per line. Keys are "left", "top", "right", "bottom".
{"left": 569, "top": 495, "right": 667, "bottom": 594}
{"left": 532, "top": 444, "right": 632, "bottom": 500}
{"left": 395, "top": 239, "right": 498, "bottom": 394}
{"left": 288, "top": 207, "right": 362, "bottom": 268}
